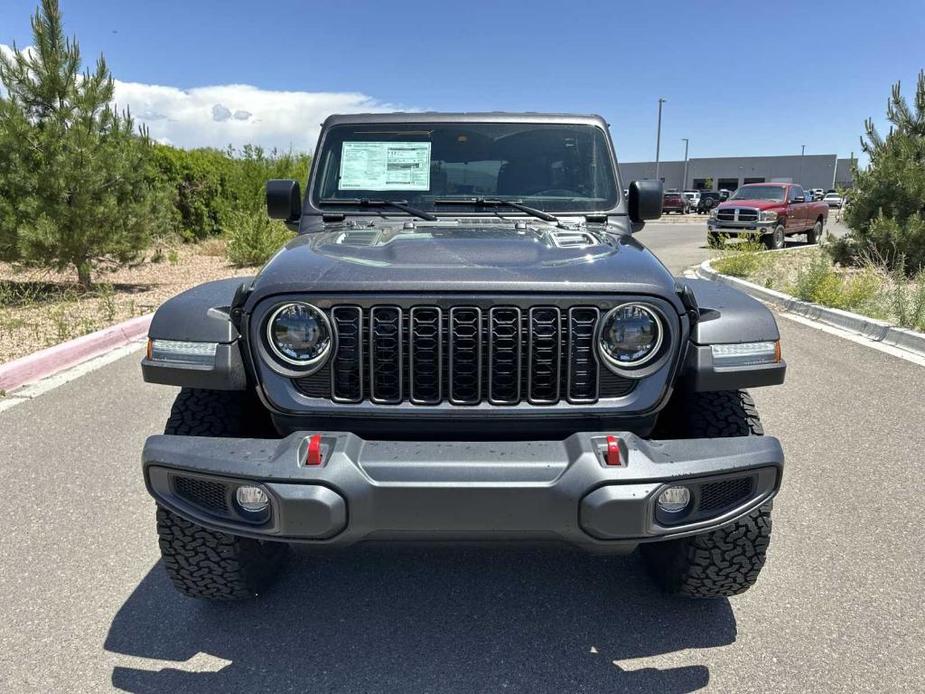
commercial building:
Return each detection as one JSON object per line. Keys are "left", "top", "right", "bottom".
{"left": 619, "top": 154, "right": 856, "bottom": 192}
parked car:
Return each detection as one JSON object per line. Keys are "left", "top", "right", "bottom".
{"left": 707, "top": 182, "right": 829, "bottom": 248}
{"left": 696, "top": 191, "right": 724, "bottom": 213}
{"left": 811, "top": 188, "right": 825, "bottom": 201}
{"left": 662, "top": 191, "right": 687, "bottom": 214}
{"left": 139, "top": 112, "right": 787, "bottom": 602}
{"left": 823, "top": 192, "right": 843, "bottom": 208}
{"left": 682, "top": 190, "right": 700, "bottom": 210}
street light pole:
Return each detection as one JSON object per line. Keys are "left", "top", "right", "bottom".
{"left": 681, "top": 138, "right": 689, "bottom": 191}
{"left": 798, "top": 144, "right": 805, "bottom": 185}
{"left": 654, "top": 98, "right": 666, "bottom": 182}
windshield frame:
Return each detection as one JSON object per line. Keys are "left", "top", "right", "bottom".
{"left": 301, "top": 116, "right": 625, "bottom": 225}
{"left": 730, "top": 185, "right": 788, "bottom": 202}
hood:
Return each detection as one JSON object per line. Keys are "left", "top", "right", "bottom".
{"left": 717, "top": 199, "right": 783, "bottom": 210}
{"left": 247, "top": 220, "right": 680, "bottom": 305}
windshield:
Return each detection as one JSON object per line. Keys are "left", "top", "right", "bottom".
{"left": 312, "top": 122, "right": 619, "bottom": 213}
{"left": 730, "top": 185, "right": 787, "bottom": 201}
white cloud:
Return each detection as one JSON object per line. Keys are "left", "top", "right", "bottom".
{"left": 2, "top": 43, "right": 408, "bottom": 152}
{"left": 114, "top": 81, "right": 404, "bottom": 152}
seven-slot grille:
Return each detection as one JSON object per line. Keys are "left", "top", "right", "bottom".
{"left": 294, "top": 304, "right": 636, "bottom": 406}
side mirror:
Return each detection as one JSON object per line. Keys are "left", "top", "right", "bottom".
{"left": 792, "top": 196, "right": 805, "bottom": 203}
{"left": 628, "top": 180, "right": 663, "bottom": 223}
{"left": 266, "top": 179, "right": 302, "bottom": 220}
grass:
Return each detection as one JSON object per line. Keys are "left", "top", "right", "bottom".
{"left": 712, "top": 245, "right": 925, "bottom": 332}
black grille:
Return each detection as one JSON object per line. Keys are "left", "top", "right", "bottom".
{"left": 293, "top": 303, "right": 638, "bottom": 406}
{"left": 410, "top": 307, "right": 442, "bottom": 404}
{"left": 331, "top": 306, "right": 362, "bottom": 402}
{"left": 699, "top": 477, "right": 753, "bottom": 512}
{"left": 567, "top": 307, "right": 600, "bottom": 402}
{"left": 174, "top": 476, "right": 229, "bottom": 514}
{"left": 489, "top": 307, "right": 521, "bottom": 404}
{"left": 717, "top": 207, "right": 759, "bottom": 222}
{"left": 370, "top": 306, "right": 402, "bottom": 403}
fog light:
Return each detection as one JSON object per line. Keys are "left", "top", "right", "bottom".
{"left": 656, "top": 486, "right": 691, "bottom": 513}
{"left": 235, "top": 485, "right": 269, "bottom": 513}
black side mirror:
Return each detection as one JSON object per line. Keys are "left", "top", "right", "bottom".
{"left": 792, "top": 196, "right": 805, "bottom": 203}
{"left": 266, "top": 179, "right": 302, "bottom": 220}
{"left": 628, "top": 180, "right": 663, "bottom": 223}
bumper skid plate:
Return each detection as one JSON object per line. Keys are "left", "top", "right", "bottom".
{"left": 143, "top": 431, "right": 783, "bottom": 548}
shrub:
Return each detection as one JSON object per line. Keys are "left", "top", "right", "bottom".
{"left": 792, "top": 253, "right": 879, "bottom": 311}
{"left": 226, "top": 210, "right": 294, "bottom": 267}
{"left": 836, "top": 71, "right": 925, "bottom": 275}
{"left": 889, "top": 268, "right": 925, "bottom": 330}
{"left": 0, "top": 0, "right": 172, "bottom": 288}
{"left": 711, "top": 240, "right": 767, "bottom": 278}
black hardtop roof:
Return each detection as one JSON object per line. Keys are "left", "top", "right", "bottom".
{"left": 322, "top": 112, "right": 609, "bottom": 128}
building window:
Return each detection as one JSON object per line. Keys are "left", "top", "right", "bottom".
{"left": 692, "top": 178, "right": 712, "bottom": 190}
{"left": 717, "top": 178, "right": 739, "bottom": 191}
{"left": 743, "top": 177, "right": 765, "bottom": 184}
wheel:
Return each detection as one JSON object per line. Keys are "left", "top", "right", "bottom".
{"left": 702, "top": 198, "right": 716, "bottom": 211}
{"left": 643, "top": 390, "right": 773, "bottom": 598}
{"left": 156, "top": 389, "right": 288, "bottom": 600}
{"left": 763, "top": 224, "right": 785, "bottom": 250}
{"left": 807, "top": 219, "right": 823, "bottom": 245}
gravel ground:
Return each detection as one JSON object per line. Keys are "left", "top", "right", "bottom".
{"left": 0, "top": 242, "right": 256, "bottom": 364}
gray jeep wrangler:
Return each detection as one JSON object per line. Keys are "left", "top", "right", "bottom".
{"left": 141, "top": 113, "right": 785, "bottom": 601}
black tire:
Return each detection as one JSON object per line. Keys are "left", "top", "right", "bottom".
{"left": 157, "top": 388, "right": 287, "bottom": 600}
{"left": 763, "top": 224, "right": 785, "bottom": 250}
{"left": 157, "top": 507, "right": 288, "bottom": 600}
{"left": 807, "top": 219, "right": 823, "bottom": 245}
{"left": 643, "top": 390, "right": 771, "bottom": 597}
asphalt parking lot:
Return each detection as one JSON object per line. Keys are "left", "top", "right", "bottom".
{"left": 0, "top": 220, "right": 922, "bottom": 693}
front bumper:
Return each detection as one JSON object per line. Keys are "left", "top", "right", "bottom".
{"left": 143, "top": 431, "right": 783, "bottom": 551}
{"left": 707, "top": 219, "right": 773, "bottom": 235}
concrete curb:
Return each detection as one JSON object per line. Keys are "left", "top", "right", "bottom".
{"left": 0, "top": 314, "right": 152, "bottom": 393}
{"left": 697, "top": 259, "right": 925, "bottom": 358}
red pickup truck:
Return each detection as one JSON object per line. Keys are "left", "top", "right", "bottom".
{"left": 706, "top": 183, "right": 828, "bottom": 249}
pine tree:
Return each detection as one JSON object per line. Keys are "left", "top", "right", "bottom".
{"left": 842, "top": 71, "right": 925, "bottom": 274}
{"left": 0, "top": 0, "right": 170, "bottom": 288}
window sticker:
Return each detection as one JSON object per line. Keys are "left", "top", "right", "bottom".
{"left": 338, "top": 141, "right": 431, "bottom": 191}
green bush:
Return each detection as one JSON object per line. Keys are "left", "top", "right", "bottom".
{"left": 837, "top": 71, "right": 925, "bottom": 275}
{"left": 792, "top": 253, "right": 879, "bottom": 311}
{"left": 0, "top": 0, "right": 173, "bottom": 287}
{"left": 226, "top": 210, "right": 294, "bottom": 267}
{"left": 890, "top": 268, "right": 925, "bottom": 330}
{"left": 710, "top": 240, "right": 767, "bottom": 278}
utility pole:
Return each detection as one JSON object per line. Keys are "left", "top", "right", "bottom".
{"left": 798, "top": 144, "right": 805, "bottom": 185}
{"left": 654, "top": 97, "right": 666, "bottom": 182}
{"left": 681, "top": 138, "right": 689, "bottom": 191}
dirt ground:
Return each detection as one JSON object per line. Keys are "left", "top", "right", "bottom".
{"left": 0, "top": 241, "right": 256, "bottom": 366}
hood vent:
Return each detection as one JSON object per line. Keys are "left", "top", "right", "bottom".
{"left": 548, "top": 230, "right": 599, "bottom": 248}
{"left": 336, "top": 230, "right": 382, "bottom": 246}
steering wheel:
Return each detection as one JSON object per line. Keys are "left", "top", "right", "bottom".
{"left": 532, "top": 188, "right": 581, "bottom": 197}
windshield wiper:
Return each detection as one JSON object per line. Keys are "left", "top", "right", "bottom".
{"left": 434, "top": 197, "right": 559, "bottom": 223}
{"left": 318, "top": 197, "right": 437, "bottom": 222}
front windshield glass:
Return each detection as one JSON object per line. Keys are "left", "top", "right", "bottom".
{"left": 312, "top": 122, "right": 619, "bottom": 213}
{"left": 730, "top": 185, "right": 786, "bottom": 201}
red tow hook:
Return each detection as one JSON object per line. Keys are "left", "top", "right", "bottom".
{"left": 605, "top": 435, "right": 624, "bottom": 466}
{"left": 305, "top": 434, "right": 323, "bottom": 466}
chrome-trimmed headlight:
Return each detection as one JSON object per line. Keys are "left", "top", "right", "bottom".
{"left": 597, "top": 303, "right": 664, "bottom": 371}
{"left": 758, "top": 210, "right": 778, "bottom": 222}
{"left": 265, "top": 302, "right": 332, "bottom": 370}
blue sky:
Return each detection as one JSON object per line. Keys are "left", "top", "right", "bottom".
{"left": 2, "top": 0, "right": 923, "bottom": 162}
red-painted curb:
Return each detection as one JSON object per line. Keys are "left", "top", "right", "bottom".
{"left": 0, "top": 313, "right": 152, "bottom": 393}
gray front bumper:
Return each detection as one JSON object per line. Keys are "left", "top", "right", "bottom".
{"left": 142, "top": 432, "right": 783, "bottom": 550}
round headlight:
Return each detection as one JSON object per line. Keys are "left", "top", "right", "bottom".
{"left": 266, "top": 302, "right": 332, "bottom": 367}
{"left": 599, "top": 303, "right": 663, "bottom": 369}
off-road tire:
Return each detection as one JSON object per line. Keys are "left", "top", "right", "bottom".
{"left": 156, "top": 507, "right": 288, "bottom": 600}
{"left": 643, "top": 390, "right": 771, "bottom": 597}
{"left": 157, "top": 388, "right": 287, "bottom": 600}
